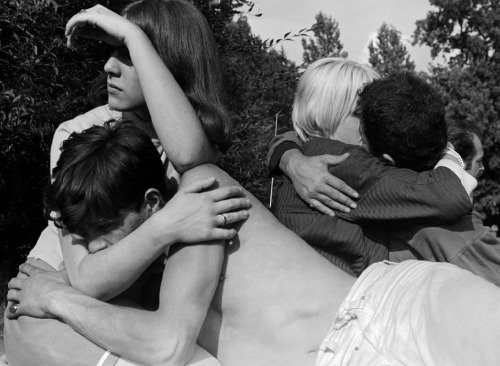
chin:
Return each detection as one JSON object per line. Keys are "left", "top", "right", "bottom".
{"left": 108, "top": 98, "right": 144, "bottom": 113}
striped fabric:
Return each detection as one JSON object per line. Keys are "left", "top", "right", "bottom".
{"left": 272, "top": 137, "right": 472, "bottom": 276}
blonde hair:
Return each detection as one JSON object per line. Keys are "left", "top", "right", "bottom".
{"left": 292, "top": 58, "right": 379, "bottom": 141}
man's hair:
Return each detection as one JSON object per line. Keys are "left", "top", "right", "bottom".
{"left": 358, "top": 72, "right": 447, "bottom": 172}
{"left": 44, "top": 122, "right": 168, "bottom": 236}
{"left": 447, "top": 118, "right": 483, "bottom": 170}
{"left": 293, "top": 58, "right": 379, "bottom": 142}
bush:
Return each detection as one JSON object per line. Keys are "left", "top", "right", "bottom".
{"left": 0, "top": 0, "right": 126, "bottom": 267}
{"left": 0, "top": 1, "right": 299, "bottom": 267}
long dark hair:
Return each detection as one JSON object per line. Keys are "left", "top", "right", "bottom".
{"left": 90, "top": 0, "right": 232, "bottom": 151}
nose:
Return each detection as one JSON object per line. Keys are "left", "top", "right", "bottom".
{"left": 88, "top": 238, "right": 109, "bottom": 254}
{"left": 104, "top": 56, "right": 120, "bottom": 77}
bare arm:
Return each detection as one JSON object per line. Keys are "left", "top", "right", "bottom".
{"left": 123, "top": 24, "right": 218, "bottom": 171}
{"left": 8, "top": 169, "right": 228, "bottom": 365}
{"left": 8, "top": 239, "right": 224, "bottom": 366}
{"left": 66, "top": 5, "right": 217, "bottom": 172}
{"left": 60, "top": 177, "right": 249, "bottom": 300}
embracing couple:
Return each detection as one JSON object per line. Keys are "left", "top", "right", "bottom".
{"left": 4, "top": 1, "right": 500, "bottom": 366}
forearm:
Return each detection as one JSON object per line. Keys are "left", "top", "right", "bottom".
{"left": 279, "top": 149, "right": 305, "bottom": 178}
{"left": 339, "top": 166, "right": 472, "bottom": 222}
{"left": 51, "top": 243, "right": 222, "bottom": 366}
{"left": 49, "top": 289, "right": 179, "bottom": 365}
{"left": 267, "top": 131, "right": 303, "bottom": 176}
{"left": 125, "top": 29, "right": 217, "bottom": 172}
{"left": 63, "top": 222, "right": 172, "bottom": 301}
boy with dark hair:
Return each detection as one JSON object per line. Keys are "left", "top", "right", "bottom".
{"left": 358, "top": 73, "right": 447, "bottom": 171}
{"left": 45, "top": 121, "right": 169, "bottom": 237}
{"left": 4, "top": 122, "right": 250, "bottom": 366}
{"left": 272, "top": 73, "right": 500, "bottom": 284}
{"left": 7, "top": 123, "right": 500, "bottom": 366}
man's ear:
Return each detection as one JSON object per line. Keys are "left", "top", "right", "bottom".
{"left": 382, "top": 154, "right": 395, "bottom": 166}
{"left": 144, "top": 188, "right": 163, "bottom": 213}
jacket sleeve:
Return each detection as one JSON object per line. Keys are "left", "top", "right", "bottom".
{"left": 336, "top": 166, "right": 472, "bottom": 223}
{"left": 267, "top": 131, "right": 304, "bottom": 176}
{"left": 302, "top": 138, "right": 472, "bottom": 224}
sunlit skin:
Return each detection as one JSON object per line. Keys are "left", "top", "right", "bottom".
{"left": 332, "top": 114, "right": 363, "bottom": 146}
{"left": 104, "top": 46, "right": 148, "bottom": 115}
{"left": 84, "top": 189, "right": 162, "bottom": 254}
{"left": 85, "top": 210, "right": 147, "bottom": 254}
{"left": 467, "top": 134, "right": 484, "bottom": 178}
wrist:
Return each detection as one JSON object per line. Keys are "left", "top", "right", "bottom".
{"left": 142, "top": 214, "right": 177, "bottom": 251}
{"left": 123, "top": 24, "right": 150, "bottom": 50}
{"left": 46, "top": 286, "right": 78, "bottom": 319}
{"left": 281, "top": 149, "right": 303, "bottom": 178}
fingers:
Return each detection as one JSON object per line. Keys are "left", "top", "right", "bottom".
{"left": 210, "top": 185, "right": 244, "bottom": 201}
{"left": 8, "top": 277, "right": 24, "bottom": 290}
{"left": 65, "top": 6, "right": 123, "bottom": 48}
{"left": 6, "top": 287, "right": 20, "bottom": 319}
{"left": 215, "top": 196, "right": 251, "bottom": 213}
{"left": 216, "top": 210, "right": 250, "bottom": 227}
{"left": 208, "top": 228, "right": 238, "bottom": 241}
{"left": 309, "top": 199, "right": 335, "bottom": 216}
{"left": 321, "top": 153, "right": 351, "bottom": 166}
{"left": 19, "top": 263, "right": 43, "bottom": 277}
{"left": 312, "top": 193, "right": 355, "bottom": 215}
{"left": 323, "top": 175, "right": 359, "bottom": 202}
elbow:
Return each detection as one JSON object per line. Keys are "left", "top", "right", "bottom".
{"left": 170, "top": 146, "right": 218, "bottom": 174}
{"left": 172, "top": 159, "right": 199, "bottom": 175}
{"left": 172, "top": 157, "right": 215, "bottom": 175}
{"left": 68, "top": 277, "right": 115, "bottom": 301}
{"left": 143, "top": 331, "right": 196, "bottom": 366}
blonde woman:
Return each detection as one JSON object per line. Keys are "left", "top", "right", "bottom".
{"left": 268, "top": 58, "right": 379, "bottom": 215}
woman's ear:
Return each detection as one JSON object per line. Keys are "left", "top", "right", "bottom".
{"left": 144, "top": 188, "right": 163, "bottom": 213}
{"left": 382, "top": 154, "right": 395, "bottom": 166}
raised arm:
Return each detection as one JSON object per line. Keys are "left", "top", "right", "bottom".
{"left": 66, "top": 5, "right": 217, "bottom": 172}
{"left": 267, "top": 131, "right": 358, "bottom": 215}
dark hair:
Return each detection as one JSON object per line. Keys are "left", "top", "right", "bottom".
{"left": 447, "top": 118, "right": 482, "bottom": 170}
{"left": 90, "top": 0, "right": 232, "bottom": 151}
{"left": 44, "top": 122, "right": 168, "bottom": 236}
{"left": 358, "top": 73, "right": 447, "bottom": 171}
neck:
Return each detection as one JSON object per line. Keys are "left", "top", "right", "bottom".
{"left": 122, "top": 110, "right": 157, "bottom": 139}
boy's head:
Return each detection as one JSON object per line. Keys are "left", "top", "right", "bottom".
{"left": 44, "top": 122, "right": 168, "bottom": 243}
{"left": 358, "top": 73, "right": 447, "bottom": 172}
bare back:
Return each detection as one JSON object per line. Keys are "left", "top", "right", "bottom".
{"left": 185, "top": 165, "right": 356, "bottom": 366}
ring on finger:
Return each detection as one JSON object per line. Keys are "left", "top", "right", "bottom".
{"left": 10, "top": 304, "right": 18, "bottom": 314}
{"left": 220, "top": 213, "right": 227, "bottom": 226}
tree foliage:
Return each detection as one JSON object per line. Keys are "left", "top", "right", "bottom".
{"left": 368, "top": 22, "right": 415, "bottom": 76}
{"left": 0, "top": 0, "right": 298, "bottom": 267}
{"left": 301, "top": 11, "right": 348, "bottom": 64}
{"left": 214, "top": 15, "right": 298, "bottom": 200}
{"left": 414, "top": 0, "right": 500, "bottom": 223}
{"left": 0, "top": 0, "right": 125, "bottom": 262}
